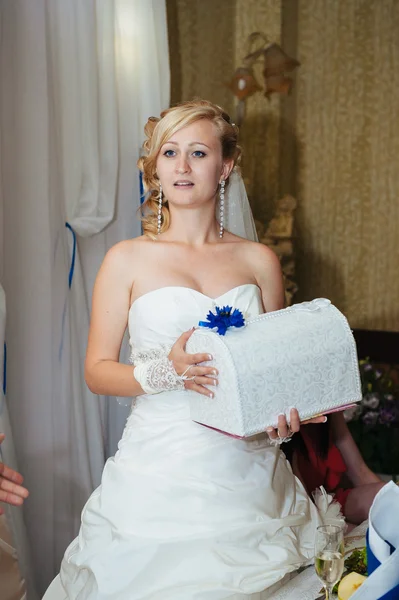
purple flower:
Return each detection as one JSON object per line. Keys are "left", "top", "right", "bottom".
{"left": 362, "top": 411, "right": 379, "bottom": 426}
{"left": 379, "top": 407, "right": 398, "bottom": 425}
{"left": 198, "top": 305, "right": 245, "bottom": 336}
{"left": 363, "top": 364, "right": 373, "bottom": 372}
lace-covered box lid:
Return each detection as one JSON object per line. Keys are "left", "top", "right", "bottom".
{"left": 185, "top": 298, "right": 362, "bottom": 438}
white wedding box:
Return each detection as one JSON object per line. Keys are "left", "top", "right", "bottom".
{"left": 186, "top": 298, "right": 362, "bottom": 438}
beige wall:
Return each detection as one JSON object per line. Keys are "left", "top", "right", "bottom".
{"left": 292, "top": 0, "right": 399, "bottom": 331}
{"left": 166, "top": 0, "right": 399, "bottom": 331}
{"left": 167, "top": 0, "right": 236, "bottom": 114}
{"left": 167, "top": 0, "right": 283, "bottom": 224}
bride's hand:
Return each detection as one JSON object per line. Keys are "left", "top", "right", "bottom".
{"left": 266, "top": 408, "right": 327, "bottom": 443}
{"left": 169, "top": 328, "right": 218, "bottom": 398}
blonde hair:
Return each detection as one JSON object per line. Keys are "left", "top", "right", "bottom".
{"left": 137, "top": 99, "right": 241, "bottom": 238}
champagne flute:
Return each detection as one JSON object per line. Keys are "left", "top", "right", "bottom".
{"left": 314, "top": 524, "right": 344, "bottom": 600}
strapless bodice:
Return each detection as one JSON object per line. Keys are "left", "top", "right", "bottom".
{"left": 128, "top": 283, "right": 264, "bottom": 349}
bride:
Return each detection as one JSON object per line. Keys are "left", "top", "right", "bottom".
{"left": 44, "top": 100, "right": 335, "bottom": 599}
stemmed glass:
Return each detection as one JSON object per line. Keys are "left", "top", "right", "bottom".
{"left": 314, "top": 525, "right": 345, "bottom": 600}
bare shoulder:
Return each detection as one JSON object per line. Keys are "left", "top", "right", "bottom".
{"left": 245, "top": 241, "right": 282, "bottom": 274}
{"left": 92, "top": 237, "right": 146, "bottom": 299}
{"left": 226, "top": 234, "right": 280, "bottom": 268}
{"left": 103, "top": 235, "right": 150, "bottom": 262}
{"left": 243, "top": 241, "right": 285, "bottom": 312}
{"left": 100, "top": 236, "right": 154, "bottom": 274}
{"left": 223, "top": 233, "right": 282, "bottom": 278}
{"left": 223, "top": 232, "right": 262, "bottom": 253}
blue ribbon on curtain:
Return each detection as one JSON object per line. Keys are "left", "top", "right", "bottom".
{"left": 65, "top": 222, "right": 77, "bottom": 288}
{"left": 1, "top": 226, "right": 75, "bottom": 400}
{"left": 59, "top": 222, "right": 77, "bottom": 359}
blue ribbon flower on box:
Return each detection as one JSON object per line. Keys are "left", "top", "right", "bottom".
{"left": 198, "top": 305, "right": 245, "bottom": 336}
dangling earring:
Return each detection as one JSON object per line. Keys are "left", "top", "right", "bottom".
{"left": 157, "top": 183, "right": 163, "bottom": 235}
{"left": 219, "top": 180, "right": 225, "bottom": 239}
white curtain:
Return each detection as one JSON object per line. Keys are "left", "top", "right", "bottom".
{"left": 0, "top": 0, "right": 170, "bottom": 594}
{"left": 0, "top": 285, "right": 38, "bottom": 600}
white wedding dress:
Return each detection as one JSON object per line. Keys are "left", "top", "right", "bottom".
{"left": 45, "top": 284, "right": 331, "bottom": 600}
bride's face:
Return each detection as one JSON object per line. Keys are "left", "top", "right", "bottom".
{"left": 156, "top": 119, "right": 233, "bottom": 208}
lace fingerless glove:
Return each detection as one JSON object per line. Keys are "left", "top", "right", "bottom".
{"left": 134, "top": 357, "right": 185, "bottom": 394}
{"left": 131, "top": 345, "right": 186, "bottom": 395}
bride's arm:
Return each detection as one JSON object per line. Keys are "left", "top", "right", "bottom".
{"left": 249, "top": 242, "right": 285, "bottom": 313}
{"left": 84, "top": 241, "right": 145, "bottom": 397}
{"left": 84, "top": 241, "right": 216, "bottom": 398}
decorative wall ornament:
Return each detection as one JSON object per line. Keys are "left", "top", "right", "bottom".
{"left": 227, "top": 32, "right": 300, "bottom": 126}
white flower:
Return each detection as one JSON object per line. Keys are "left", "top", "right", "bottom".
{"left": 362, "top": 410, "right": 379, "bottom": 426}
{"left": 344, "top": 405, "right": 363, "bottom": 422}
{"left": 362, "top": 393, "right": 380, "bottom": 409}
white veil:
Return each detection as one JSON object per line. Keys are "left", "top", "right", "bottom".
{"left": 219, "top": 169, "right": 258, "bottom": 242}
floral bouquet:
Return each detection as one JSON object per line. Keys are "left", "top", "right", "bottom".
{"left": 344, "top": 359, "right": 399, "bottom": 475}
